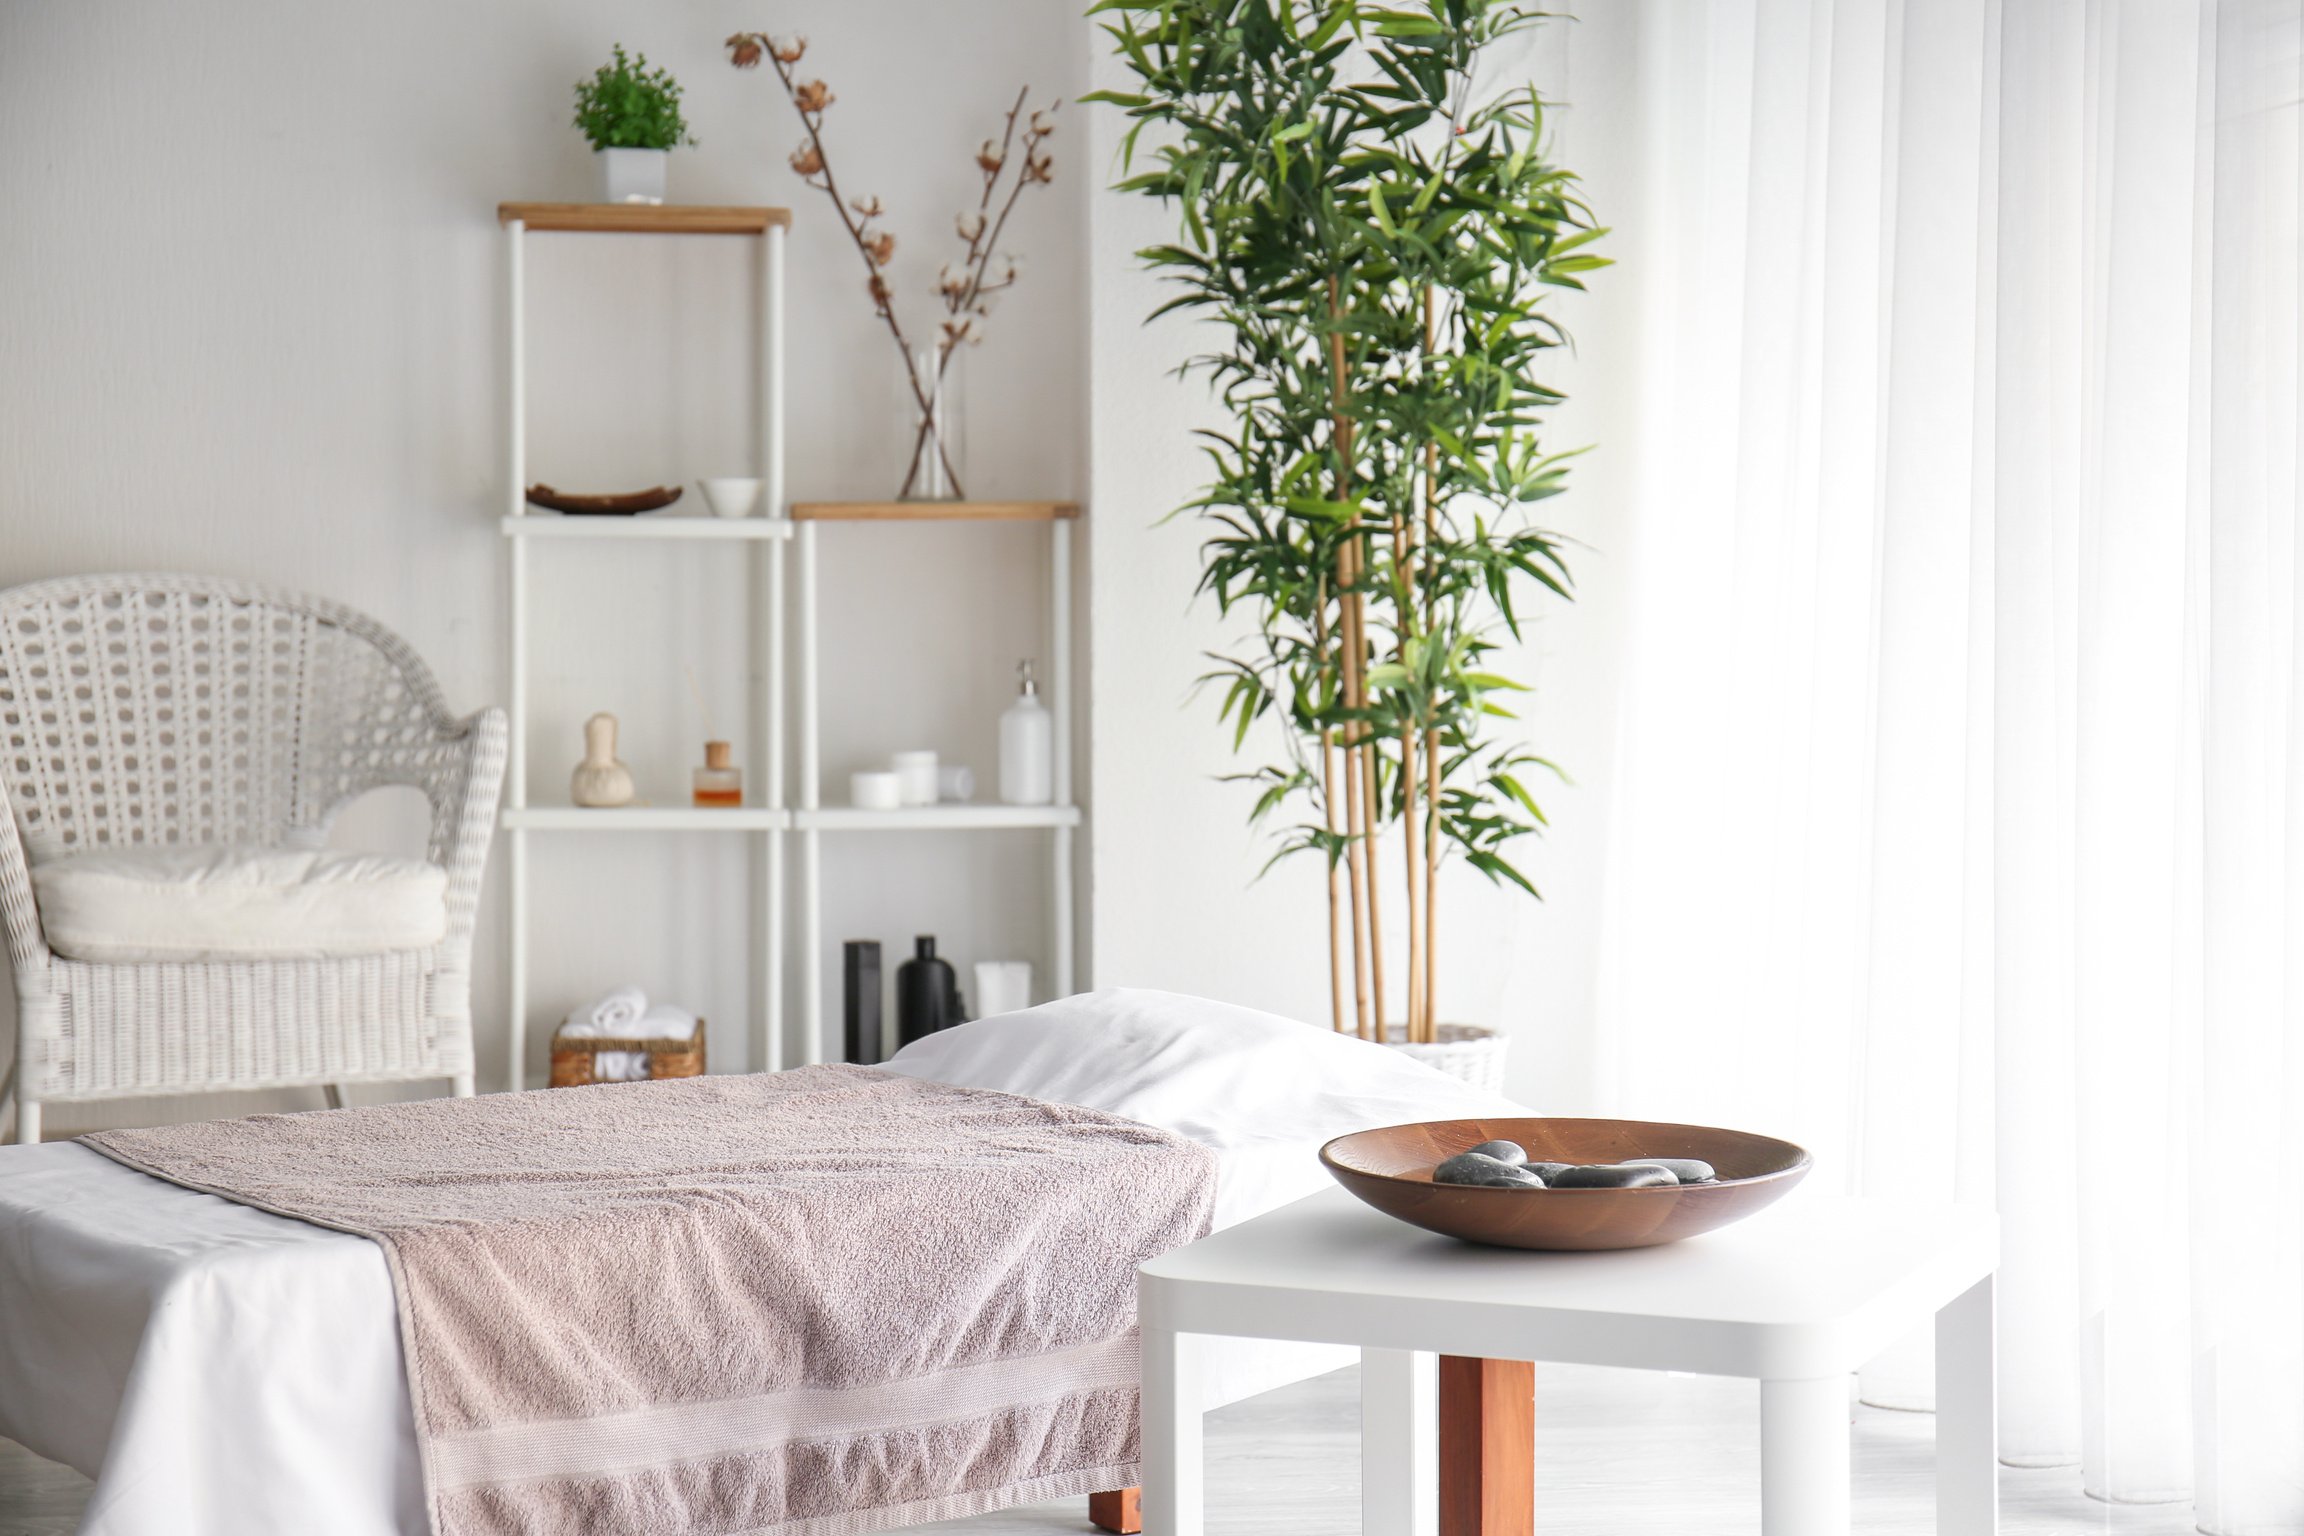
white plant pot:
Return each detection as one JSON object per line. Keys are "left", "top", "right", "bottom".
{"left": 596, "top": 147, "right": 667, "bottom": 205}
{"left": 1381, "top": 1022, "right": 1509, "bottom": 1094}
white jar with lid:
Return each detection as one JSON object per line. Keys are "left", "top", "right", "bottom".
{"left": 891, "top": 750, "right": 940, "bottom": 807}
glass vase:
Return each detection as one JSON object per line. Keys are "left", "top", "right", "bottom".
{"left": 896, "top": 343, "right": 965, "bottom": 501}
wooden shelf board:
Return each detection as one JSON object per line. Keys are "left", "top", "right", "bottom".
{"left": 498, "top": 202, "right": 793, "bottom": 235}
{"left": 790, "top": 501, "right": 1080, "bottom": 523}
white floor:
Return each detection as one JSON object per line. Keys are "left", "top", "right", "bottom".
{"left": 0, "top": 1362, "right": 2195, "bottom": 1536}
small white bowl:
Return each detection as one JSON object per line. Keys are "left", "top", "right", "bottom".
{"left": 697, "top": 477, "right": 764, "bottom": 519}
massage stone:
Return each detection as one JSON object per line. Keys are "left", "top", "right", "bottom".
{"left": 1549, "top": 1163, "right": 1677, "bottom": 1189}
{"left": 1467, "top": 1140, "right": 1528, "bottom": 1164}
{"left": 1618, "top": 1157, "right": 1717, "bottom": 1185}
{"left": 1433, "top": 1152, "right": 1546, "bottom": 1188}
{"left": 1523, "top": 1162, "right": 1575, "bottom": 1181}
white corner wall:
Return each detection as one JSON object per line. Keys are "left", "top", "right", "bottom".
{"left": 0, "top": 0, "right": 1087, "bottom": 1128}
{"left": 1084, "top": 6, "right": 1647, "bottom": 1109}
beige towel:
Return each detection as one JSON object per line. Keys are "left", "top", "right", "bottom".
{"left": 83, "top": 1065, "right": 1217, "bottom": 1536}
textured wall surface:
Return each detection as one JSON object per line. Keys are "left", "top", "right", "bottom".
{"left": 0, "top": 0, "right": 1087, "bottom": 1123}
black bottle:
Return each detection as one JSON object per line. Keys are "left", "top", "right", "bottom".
{"left": 842, "top": 940, "right": 883, "bottom": 1065}
{"left": 895, "top": 936, "right": 968, "bottom": 1046}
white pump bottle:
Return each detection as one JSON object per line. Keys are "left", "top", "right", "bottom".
{"left": 999, "top": 660, "right": 1053, "bottom": 806}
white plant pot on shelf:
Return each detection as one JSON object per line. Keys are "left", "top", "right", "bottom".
{"left": 596, "top": 147, "right": 667, "bottom": 205}
{"left": 1382, "top": 1022, "right": 1508, "bottom": 1094}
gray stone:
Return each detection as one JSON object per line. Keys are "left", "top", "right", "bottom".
{"left": 1524, "top": 1162, "right": 1575, "bottom": 1181}
{"left": 1433, "top": 1152, "right": 1546, "bottom": 1188}
{"left": 1551, "top": 1163, "right": 1677, "bottom": 1189}
{"left": 1617, "top": 1158, "right": 1717, "bottom": 1185}
{"left": 1467, "top": 1140, "right": 1528, "bottom": 1165}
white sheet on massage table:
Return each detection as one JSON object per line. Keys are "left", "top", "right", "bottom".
{"left": 0, "top": 989, "right": 1522, "bottom": 1536}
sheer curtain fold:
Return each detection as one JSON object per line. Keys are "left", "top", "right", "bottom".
{"left": 1592, "top": 0, "right": 2304, "bottom": 1528}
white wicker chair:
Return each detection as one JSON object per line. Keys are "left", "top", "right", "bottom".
{"left": 0, "top": 575, "right": 507, "bottom": 1142}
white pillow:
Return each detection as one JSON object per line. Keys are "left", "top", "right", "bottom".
{"left": 883, "top": 987, "right": 1526, "bottom": 1228}
{"left": 33, "top": 843, "right": 448, "bottom": 963}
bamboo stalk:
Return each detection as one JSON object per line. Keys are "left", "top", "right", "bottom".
{"left": 1315, "top": 593, "right": 1348, "bottom": 1034}
{"left": 1348, "top": 536, "right": 1387, "bottom": 1040}
{"left": 1339, "top": 621, "right": 1375, "bottom": 1042}
{"left": 1396, "top": 511, "right": 1423, "bottom": 1043}
{"left": 1419, "top": 285, "right": 1443, "bottom": 1043}
{"left": 1399, "top": 693, "right": 1424, "bottom": 1043}
{"left": 1326, "top": 276, "right": 1378, "bottom": 1041}
{"left": 1425, "top": 721, "right": 1440, "bottom": 1039}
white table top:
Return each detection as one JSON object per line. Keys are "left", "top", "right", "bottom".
{"left": 1140, "top": 1187, "right": 1997, "bottom": 1380}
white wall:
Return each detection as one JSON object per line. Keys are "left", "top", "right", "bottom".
{"left": 8, "top": 0, "right": 1673, "bottom": 1128}
{"left": 1085, "top": 7, "right": 1648, "bottom": 1109}
{"left": 0, "top": 0, "right": 1087, "bottom": 1127}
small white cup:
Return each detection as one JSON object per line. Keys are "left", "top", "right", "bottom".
{"left": 891, "top": 750, "right": 939, "bottom": 807}
{"left": 850, "top": 770, "right": 902, "bottom": 810}
{"left": 697, "top": 477, "right": 764, "bottom": 519}
{"left": 936, "top": 763, "right": 974, "bottom": 803}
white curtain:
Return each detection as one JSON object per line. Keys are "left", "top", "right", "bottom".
{"left": 1587, "top": 0, "right": 2304, "bottom": 1528}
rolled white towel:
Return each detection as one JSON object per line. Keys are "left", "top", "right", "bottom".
{"left": 561, "top": 985, "right": 647, "bottom": 1039}
{"left": 632, "top": 1002, "right": 699, "bottom": 1040}
{"left": 592, "top": 1051, "right": 653, "bottom": 1083}
{"left": 590, "top": 1003, "right": 699, "bottom": 1083}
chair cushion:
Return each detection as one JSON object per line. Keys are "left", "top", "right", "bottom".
{"left": 32, "top": 844, "right": 448, "bottom": 963}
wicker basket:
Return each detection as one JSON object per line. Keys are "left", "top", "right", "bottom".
{"left": 549, "top": 1020, "right": 707, "bottom": 1087}
{"left": 1381, "top": 1023, "right": 1508, "bottom": 1094}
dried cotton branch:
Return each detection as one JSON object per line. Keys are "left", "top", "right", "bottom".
{"left": 727, "top": 30, "right": 1056, "bottom": 498}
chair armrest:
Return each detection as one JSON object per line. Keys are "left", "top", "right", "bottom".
{"left": 0, "top": 780, "right": 54, "bottom": 987}
{"left": 314, "top": 703, "right": 507, "bottom": 950}
{"left": 422, "top": 707, "right": 510, "bottom": 950}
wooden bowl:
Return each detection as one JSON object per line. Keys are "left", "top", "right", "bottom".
{"left": 1319, "top": 1117, "right": 1811, "bottom": 1251}
{"left": 525, "top": 483, "right": 683, "bottom": 516}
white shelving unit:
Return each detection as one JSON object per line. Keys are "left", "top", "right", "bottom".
{"left": 501, "top": 201, "right": 791, "bottom": 1091}
{"left": 788, "top": 501, "right": 1079, "bottom": 1054}
{"left": 498, "top": 203, "right": 1081, "bottom": 1088}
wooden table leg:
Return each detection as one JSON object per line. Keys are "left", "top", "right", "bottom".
{"left": 1089, "top": 1488, "right": 1142, "bottom": 1533}
{"left": 1438, "top": 1356, "right": 1533, "bottom": 1536}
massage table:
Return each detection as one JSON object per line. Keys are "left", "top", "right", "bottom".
{"left": 0, "top": 989, "right": 1523, "bottom": 1536}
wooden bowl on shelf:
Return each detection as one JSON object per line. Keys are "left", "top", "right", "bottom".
{"left": 525, "top": 483, "right": 683, "bottom": 516}
{"left": 1319, "top": 1117, "right": 1810, "bottom": 1252}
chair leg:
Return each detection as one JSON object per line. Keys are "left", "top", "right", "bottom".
{"left": 0, "top": 1059, "right": 14, "bottom": 1143}
{"left": 451, "top": 1071, "right": 476, "bottom": 1098}
{"left": 322, "top": 1085, "right": 345, "bottom": 1111}
{"left": 14, "top": 1098, "right": 38, "bottom": 1145}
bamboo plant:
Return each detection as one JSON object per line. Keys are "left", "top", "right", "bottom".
{"left": 1088, "top": 0, "right": 1605, "bottom": 1041}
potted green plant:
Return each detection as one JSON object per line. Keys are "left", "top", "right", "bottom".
{"left": 574, "top": 45, "right": 695, "bottom": 204}
{"left": 1090, "top": 0, "right": 1605, "bottom": 1082}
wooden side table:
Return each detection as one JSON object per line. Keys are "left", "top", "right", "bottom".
{"left": 1137, "top": 1187, "right": 1998, "bottom": 1536}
